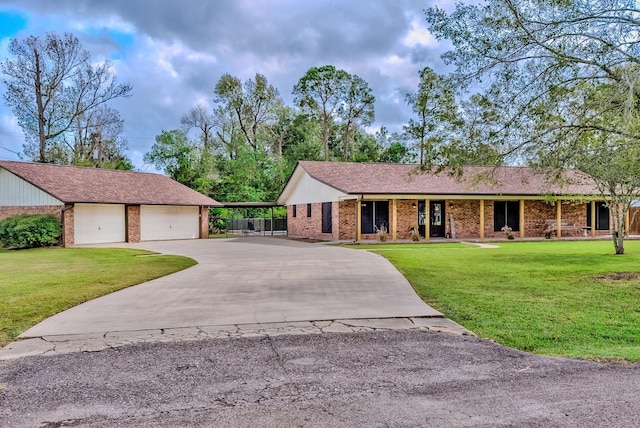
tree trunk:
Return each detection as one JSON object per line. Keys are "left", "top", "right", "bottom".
{"left": 611, "top": 203, "right": 627, "bottom": 255}
{"left": 33, "top": 48, "right": 47, "bottom": 163}
{"left": 342, "top": 120, "right": 352, "bottom": 161}
{"left": 322, "top": 114, "right": 330, "bottom": 161}
{"left": 614, "top": 232, "right": 624, "bottom": 255}
{"left": 203, "top": 131, "right": 210, "bottom": 153}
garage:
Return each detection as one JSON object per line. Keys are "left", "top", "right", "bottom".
{"left": 0, "top": 160, "right": 221, "bottom": 246}
{"left": 74, "top": 203, "right": 126, "bottom": 245}
{"left": 140, "top": 205, "right": 200, "bottom": 241}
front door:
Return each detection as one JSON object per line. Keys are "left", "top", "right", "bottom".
{"left": 430, "top": 201, "right": 446, "bottom": 237}
{"left": 322, "top": 202, "right": 332, "bottom": 234}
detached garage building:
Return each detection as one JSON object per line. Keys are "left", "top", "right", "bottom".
{"left": 0, "top": 160, "right": 221, "bottom": 246}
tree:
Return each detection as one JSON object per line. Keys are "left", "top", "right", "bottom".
{"left": 440, "top": 94, "right": 504, "bottom": 167}
{"left": 338, "top": 74, "right": 375, "bottom": 160}
{"left": 180, "top": 104, "right": 216, "bottom": 152}
{"left": 281, "top": 112, "right": 324, "bottom": 164}
{"left": 347, "top": 130, "right": 381, "bottom": 163}
{"left": 214, "top": 73, "right": 282, "bottom": 152}
{"left": 426, "top": 0, "right": 640, "bottom": 253}
{"left": 1, "top": 32, "right": 132, "bottom": 163}
{"left": 265, "top": 102, "right": 294, "bottom": 158}
{"left": 293, "top": 65, "right": 350, "bottom": 161}
{"left": 144, "top": 130, "right": 214, "bottom": 194}
{"left": 210, "top": 73, "right": 292, "bottom": 203}
{"left": 533, "top": 77, "right": 640, "bottom": 254}
{"left": 376, "top": 126, "right": 416, "bottom": 164}
{"left": 404, "top": 67, "right": 458, "bottom": 166}
{"left": 69, "top": 105, "right": 131, "bottom": 168}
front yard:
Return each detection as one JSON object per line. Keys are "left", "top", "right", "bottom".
{"left": 362, "top": 240, "right": 640, "bottom": 361}
{"left": 0, "top": 247, "right": 195, "bottom": 346}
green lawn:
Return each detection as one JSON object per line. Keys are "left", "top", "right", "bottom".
{"left": 0, "top": 247, "right": 196, "bottom": 345}
{"left": 364, "top": 240, "right": 640, "bottom": 361}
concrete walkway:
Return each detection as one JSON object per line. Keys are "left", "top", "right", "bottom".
{"left": 1, "top": 237, "right": 452, "bottom": 359}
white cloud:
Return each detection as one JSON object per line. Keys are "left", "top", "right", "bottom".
{"left": 141, "top": 37, "right": 217, "bottom": 79}
{"left": 379, "top": 54, "right": 420, "bottom": 91}
{"left": 70, "top": 15, "right": 136, "bottom": 34}
{"left": 402, "top": 18, "right": 436, "bottom": 48}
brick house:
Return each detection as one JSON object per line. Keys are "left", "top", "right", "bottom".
{"left": 0, "top": 160, "right": 221, "bottom": 246}
{"left": 277, "top": 161, "right": 615, "bottom": 241}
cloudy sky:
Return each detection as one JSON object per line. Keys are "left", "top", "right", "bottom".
{"left": 0, "top": 0, "right": 454, "bottom": 170}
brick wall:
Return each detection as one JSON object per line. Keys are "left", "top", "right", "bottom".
{"left": 62, "top": 205, "right": 74, "bottom": 247}
{"left": 287, "top": 203, "right": 322, "bottom": 239}
{"left": 330, "top": 201, "right": 340, "bottom": 240}
{"left": 446, "top": 200, "right": 481, "bottom": 238}
{"left": 199, "top": 206, "right": 209, "bottom": 239}
{"left": 126, "top": 205, "right": 141, "bottom": 243}
{"left": 338, "top": 200, "right": 356, "bottom": 240}
{"left": 0, "top": 205, "right": 63, "bottom": 221}
{"left": 287, "top": 198, "right": 612, "bottom": 241}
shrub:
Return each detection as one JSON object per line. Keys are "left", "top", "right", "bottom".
{"left": 0, "top": 214, "right": 61, "bottom": 249}
{"left": 376, "top": 224, "right": 388, "bottom": 242}
{"left": 409, "top": 226, "right": 420, "bottom": 242}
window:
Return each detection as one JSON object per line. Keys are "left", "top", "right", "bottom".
{"left": 322, "top": 202, "right": 332, "bottom": 233}
{"left": 292, "top": 205, "right": 297, "bottom": 218}
{"left": 307, "top": 203, "right": 312, "bottom": 217}
{"left": 587, "top": 202, "right": 609, "bottom": 230}
{"left": 361, "top": 201, "right": 389, "bottom": 234}
{"left": 493, "top": 201, "right": 520, "bottom": 232}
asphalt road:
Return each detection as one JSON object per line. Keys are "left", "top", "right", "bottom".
{"left": 2, "top": 330, "right": 639, "bottom": 427}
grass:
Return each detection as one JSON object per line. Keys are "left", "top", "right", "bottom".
{"left": 0, "top": 247, "right": 196, "bottom": 345}
{"left": 361, "top": 240, "right": 640, "bottom": 362}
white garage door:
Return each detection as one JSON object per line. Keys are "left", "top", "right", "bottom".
{"left": 74, "top": 203, "right": 126, "bottom": 245}
{"left": 140, "top": 205, "right": 199, "bottom": 241}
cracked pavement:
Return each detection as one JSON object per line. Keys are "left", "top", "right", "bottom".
{"left": 2, "top": 329, "right": 640, "bottom": 427}
{"left": 1, "top": 317, "right": 472, "bottom": 360}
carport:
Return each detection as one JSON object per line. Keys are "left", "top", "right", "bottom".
{"left": 217, "top": 202, "right": 286, "bottom": 236}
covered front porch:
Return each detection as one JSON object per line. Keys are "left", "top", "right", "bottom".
{"left": 353, "top": 195, "right": 618, "bottom": 242}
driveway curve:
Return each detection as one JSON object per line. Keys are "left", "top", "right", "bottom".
{"left": 20, "top": 237, "right": 440, "bottom": 338}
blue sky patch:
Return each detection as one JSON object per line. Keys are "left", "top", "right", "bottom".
{"left": 108, "top": 29, "right": 135, "bottom": 50}
{"left": 0, "top": 10, "right": 28, "bottom": 39}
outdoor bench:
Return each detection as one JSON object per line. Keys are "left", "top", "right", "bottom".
{"left": 544, "top": 219, "right": 579, "bottom": 238}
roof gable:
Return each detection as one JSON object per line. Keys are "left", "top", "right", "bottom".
{"left": 288, "top": 161, "right": 599, "bottom": 197}
{"left": 276, "top": 164, "right": 349, "bottom": 205}
{"left": 0, "top": 161, "right": 221, "bottom": 206}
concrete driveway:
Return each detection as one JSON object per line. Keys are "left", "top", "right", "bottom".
{"left": 20, "top": 237, "right": 440, "bottom": 338}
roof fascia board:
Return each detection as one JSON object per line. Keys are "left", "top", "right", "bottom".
{"left": 357, "top": 194, "right": 603, "bottom": 201}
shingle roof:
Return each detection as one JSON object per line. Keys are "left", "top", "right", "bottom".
{"left": 296, "top": 161, "right": 599, "bottom": 196}
{"left": 0, "top": 160, "right": 221, "bottom": 206}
